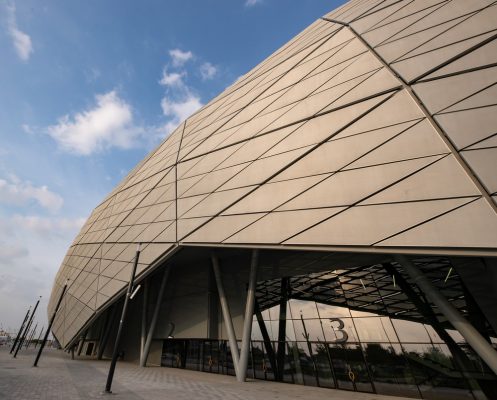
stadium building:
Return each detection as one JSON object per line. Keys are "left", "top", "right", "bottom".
{"left": 49, "top": 1, "right": 497, "bottom": 398}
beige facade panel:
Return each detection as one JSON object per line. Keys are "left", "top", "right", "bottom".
{"left": 378, "top": 198, "right": 497, "bottom": 248}
{"left": 285, "top": 197, "right": 472, "bottom": 246}
{"left": 49, "top": 0, "right": 497, "bottom": 348}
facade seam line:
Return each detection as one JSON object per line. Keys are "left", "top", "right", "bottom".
{"left": 175, "top": 121, "right": 187, "bottom": 244}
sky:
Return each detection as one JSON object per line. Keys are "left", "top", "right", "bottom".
{"left": 0, "top": 0, "right": 345, "bottom": 334}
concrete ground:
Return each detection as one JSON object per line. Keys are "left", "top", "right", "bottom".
{"left": 0, "top": 345, "right": 411, "bottom": 400}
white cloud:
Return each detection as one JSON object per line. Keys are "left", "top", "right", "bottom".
{"left": 161, "top": 94, "right": 202, "bottom": 134}
{"left": 47, "top": 91, "right": 142, "bottom": 155}
{"left": 169, "top": 49, "right": 193, "bottom": 67}
{"left": 11, "top": 215, "right": 85, "bottom": 237}
{"left": 0, "top": 213, "right": 86, "bottom": 330}
{"left": 157, "top": 49, "right": 205, "bottom": 136}
{"left": 245, "top": 0, "right": 262, "bottom": 7}
{"left": 200, "top": 62, "right": 217, "bottom": 80}
{"left": 0, "top": 243, "right": 28, "bottom": 261}
{"left": 161, "top": 95, "right": 202, "bottom": 123}
{"left": 5, "top": 3, "right": 33, "bottom": 61}
{"left": 21, "top": 123, "right": 34, "bottom": 134}
{"left": 0, "top": 175, "right": 63, "bottom": 213}
{"left": 159, "top": 67, "right": 186, "bottom": 88}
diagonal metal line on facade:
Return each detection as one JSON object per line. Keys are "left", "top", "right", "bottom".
{"left": 321, "top": 17, "right": 497, "bottom": 217}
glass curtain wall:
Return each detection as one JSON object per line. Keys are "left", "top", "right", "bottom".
{"left": 161, "top": 260, "right": 497, "bottom": 400}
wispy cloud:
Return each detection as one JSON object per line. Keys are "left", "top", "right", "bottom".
{"left": 11, "top": 215, "right": 86, "bottom": 238}
{"left": 84, "top": 67, "right": 101, "bottom": 83}
{"left": 0, "top": 175, "right": 63, "bottom": 213}
{"left": 245, "top": 0, "right": 263, "bottom": 7}
{"left": 47, "top": 91, "right": 144, "bottom": 155}
{"left": 159, "top": 49, "right": 205, "bottom": 136}
{"left": 0, "top": 243, "right": 28, "bottom": 262}
{"left": 200, "top": 62, "right": 217, "bottom": 80}
{"left": 161, "top": 95, "right": 202, "bottom": 134}
{"left": 5, "top": 3, "right": 33, "bottom": 61}
{"left": 169, "top": 48, "right": 193, "bottom": 67}
{"left": 0, "top": 212, "right": 86, "bottom": 330}
{"left": 159, "top": 67, "right": 186, "bottom": 88}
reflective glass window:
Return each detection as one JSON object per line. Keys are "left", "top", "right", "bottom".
{"left": 354, "top": 317, "right": 398, "bottom": 343}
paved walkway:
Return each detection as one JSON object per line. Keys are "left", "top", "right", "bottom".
{"left": 0, "top": 346, "right": 410, "bottom": 400}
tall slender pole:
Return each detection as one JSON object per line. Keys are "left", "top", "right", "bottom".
{"left": 14, "top": 296, "right": 41, "bottom": 358}
{"left": 395, "top": 255, "right": 497, "bottom": 376}
{"left": 11, "top": 307, "right": 30, "bottom": 354}
{"left": 26, "top": 323, "right": 38, "bottom": 348}
{"left": 104, "top": 244, "right": 141, "bottom": 393}
{"left": 211, "top": 253, "right": 240, "bottom": 378}
{"left": 238, "top": 249, "right": 258, "bottom": 382}
{"left": 17, "top": 319, "right": 33, "bottom": 352}
{"left": 34, "top": 281, "right": 68, "bottom": 367}
{"left": 34, "top": 327, "right": 44, "bottom": 349}
{"left": 140, "top": 267, "right": 169, "bottom": 367}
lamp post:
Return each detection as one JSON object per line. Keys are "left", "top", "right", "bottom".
{"left": 104, "top": 243, "right": 141, "bottom": 393}
{"left": 14, "top": 296, "right": 41, "bottom": 358}
{"left": 10, "top": 307, "right": 30, "bottom": 354}
{"left": 34, "top": 281, "right": 68, "bottom": 367}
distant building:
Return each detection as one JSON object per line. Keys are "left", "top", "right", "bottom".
{"left": 49, "top": 1, "right": 497, "bottom": 398}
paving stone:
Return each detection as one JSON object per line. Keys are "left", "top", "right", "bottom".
{"left": 0, "top": 346, "right": 410, "bottom": 400}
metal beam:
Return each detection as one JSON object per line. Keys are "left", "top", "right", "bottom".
{"left": 97, "top": 304, "right": 118, "bottom": 360}
{"left": 395, "top": 255, "right": 497, "bottom": 376}
{"left": 207, "top": 266, "right": 219, "bottom": 339}
{"left": 276, "top": 277, "right": 289, "bottom": 381}
{"left": 238, "top": 249, "right": 259, "bottom": 382}
{"left": 254, "top": 301, "right": 278, "bottom": 376}
{"left": 181, "top": 242, "right": 497, "bottom": 258}
{"left": 211, "top": 253, "right": 240, "bottom": 378}
{"left": 76, "top": 329, "right": 88, "bottom": 356}
{"left": 140, "top": 266, "right": 170, "bottom": 367}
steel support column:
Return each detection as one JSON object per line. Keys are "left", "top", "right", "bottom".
{"left": 238, "top": 249, "right": 259, "bottom": 382}
{"left": 140, "top": 266, "right": 170, "bottom": 367}
{"left": 276, "top": 277, "right": 289, "bottom": 381}
{"left": 77, "top": 329, "right": 88, "bottom": 356}
{"left": 97, "top": 304, "right": 118, "bottom": 360}
{"left": 395, "top": 255, "right": 497, "bottom": 376}
{"left": 255, "top": 301, "right": 278, "bottom": 376}
{"left": 211, "top": 253, "right": 240, "bottom": 378}
{"left": 140, "top": 281, "right": 148, "bottom": 360}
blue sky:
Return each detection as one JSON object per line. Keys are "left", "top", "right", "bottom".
{"left": 0, "top": 0, "right": 344, "bottom": 333}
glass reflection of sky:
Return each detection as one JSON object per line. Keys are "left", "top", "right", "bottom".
{"left": 255, "top": 298, "right": 467, "bottom": 346}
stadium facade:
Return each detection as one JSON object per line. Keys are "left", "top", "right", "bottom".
{"left": 49, "top": 1, "right": 497, "bottom": 398}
